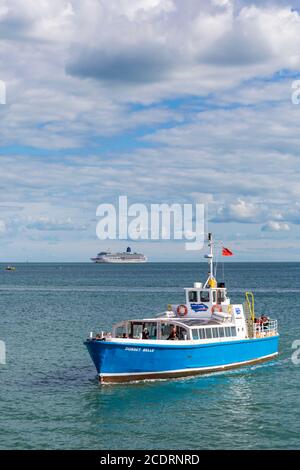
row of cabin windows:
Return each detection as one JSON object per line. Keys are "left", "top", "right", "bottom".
{"left": 115, "top": 322, "right": 188, "bottom": 340}
{"left": 192, "top": 326, "right": 237, "bottom": 340}
{"left": 188, "top": 290, "right": 226, "bottom": 303}
{"left": 115, "top": 323, "right": 237, "bottom": 340}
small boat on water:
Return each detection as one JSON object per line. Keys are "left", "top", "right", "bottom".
{"left": 5, "top": 266, "right": 16, "bottom": 271}
{"left": 85, "top": 234, "right": 279, "bottom": 384}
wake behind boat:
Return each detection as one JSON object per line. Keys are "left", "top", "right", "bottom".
{"left": 91, "top": 246, "right": 147, "bottom": 264}
{"left": 85, "top": 234, "right": 279, "bottom": 383}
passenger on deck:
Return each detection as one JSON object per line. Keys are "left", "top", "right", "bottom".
{"left": 167, "top": 326, "right": 178, "bottom": 341}
{"left": 260, "top": 315, "right": 269, "bottom": 329}
{"left": 142, "top": 328, "right": 150, "bottom": 339}
{"left": 95, "top": 333, "right": 105, "bottom": 341}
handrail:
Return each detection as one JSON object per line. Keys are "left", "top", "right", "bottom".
{"left": 253, "top": 319, "right": 278, "bottom": 338}
{"left": 245, "top": 291, "right": 255, "bottom": 322}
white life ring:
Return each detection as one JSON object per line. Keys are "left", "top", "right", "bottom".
{"left": 177, "top": 304, "right": 188, "bottom": 317}
{"left": 211, "top": 304, "right": 222, "bottom": 314}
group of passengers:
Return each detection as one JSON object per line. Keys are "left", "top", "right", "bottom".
{"left": 143, "top": 326, "right": 179, "bottom": 340}
{"left": 254, "top": 314, "right": 270, "bottom": 328}
{"left": 112, "top": 325, "right": 181, "bottom": 340}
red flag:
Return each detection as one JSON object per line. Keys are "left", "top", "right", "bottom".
{"left": 222, "top": 247, "right": 233, "bottom": 256}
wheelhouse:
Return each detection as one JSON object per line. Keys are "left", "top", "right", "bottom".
{"left": 186, "top": 287, "right": 228, "bottom": 304}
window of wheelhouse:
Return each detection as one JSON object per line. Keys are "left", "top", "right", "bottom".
{"left": 188, "top": 291, "right": 198, "bottom": 302}
{"left": 217, "top": 289, "right": 226, "bottom": 304}
{"left": 200, "top": 290, "right": 210, "bottom": 302}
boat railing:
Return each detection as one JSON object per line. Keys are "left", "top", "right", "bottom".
{"left": 253, "top": 319, "right": 278, "bottom": 338}
{"left": 221, "top": 304, "right": 233, "bottom": 315}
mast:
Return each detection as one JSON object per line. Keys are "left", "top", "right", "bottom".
{"left": 204, "top": 232, "right": 216, "bottom": 288}
{"left": 208, "top": 232, "right": 213, "bottom": 279}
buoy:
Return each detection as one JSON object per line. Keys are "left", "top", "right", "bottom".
{"left": 211, "top": 304, "right": 222, "bottom": 314}
{"left": 177, "top": 304, "right": 188, "bottom": 316}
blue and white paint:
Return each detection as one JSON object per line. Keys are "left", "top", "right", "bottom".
{"left": 85, "top": 234, "right": 279, "bottom": 383}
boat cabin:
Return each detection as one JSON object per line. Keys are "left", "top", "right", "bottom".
{"left": 163, "top": 280, "right": 232, "bottom": 321}
{"left": 186, "top": 284, "right": 228, "bottom": 305}
{"left": 111, "top": 318, "right": 240, "bottom": 342}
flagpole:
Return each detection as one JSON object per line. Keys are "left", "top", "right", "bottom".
{"left": 208, "top": 233, "right": 213, "bottom": 279}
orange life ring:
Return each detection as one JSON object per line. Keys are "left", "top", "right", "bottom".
{"left": 211, "top": 304, "right": 222, "bottom": 314}
{"left": 177, "top": 304, "right": 188, "bottom": 316}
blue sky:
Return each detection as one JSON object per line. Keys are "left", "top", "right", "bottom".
{"left": 1, "top": 0, "right": 300, "bottom": 261}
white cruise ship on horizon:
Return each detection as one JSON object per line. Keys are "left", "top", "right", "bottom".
{"left": 91, "top": 247, "right": 147, "bottom": 264}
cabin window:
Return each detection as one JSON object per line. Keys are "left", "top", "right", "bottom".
{"left": 161, "top": 323, "right": 173, "bottom": 340}
{"left": 189, "top": 291, "right": 198, "bottom": 302}
{"left": 212, "top": 291, "right": 216, "bottom": 302}
{"left": 131, "top": 323, "right": 143, "bottom": 339}
{"left": 143, "top": 322, "right": 157, "bottom": 340}
{"left": 161, "top": 323, "right": 188, "bottom": 340}
{"left": 177, "top": 326, "right": 189, "bottom": 340}
{"left": 115, "top": 324, "right": 127, "bottom": 338}
{"left": 225, "top": 327, "right": 231, "bottom": 337}
{"left": 218, "top": 327, "right": 225, "bottom": 338}
{"left": 231, "top": 327, "right": 237, "bottom": 336}
{"left": 200, "top": 291, "right": 210, "bottom": 302}
{"left": 212, "top": 328, "right": 219, "bottom": 338}
{"left": 161, "top": 323, "right": 179, "bottom": 340}
{"left": 198, "top": 328, "right": 206, "bottom": 339}
{"left": 192, "top": 329, "right": 199, "bottom": 340}
{"left": 206, "top": 328, "right": 212, "bottom": 339}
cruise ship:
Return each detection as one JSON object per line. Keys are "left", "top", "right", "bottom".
{"left": 91, "top": 247, "right": 147, "bottom": 264}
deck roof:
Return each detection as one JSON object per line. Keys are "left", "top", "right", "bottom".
{"left": 122, "top": 317, "right": 230, "bottom": 327}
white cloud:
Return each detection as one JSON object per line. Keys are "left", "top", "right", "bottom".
{"left": 1, "top": 0, "right": 300, "bottom": 259}
{"left": 25, "top": 216, "right": 87, "bottom": 231}
{"left": 0, "top": 220, "right": 6, "bottom": 235}
{"left": 213, "top": 199, "right": 264, "bottom": 223}
{"left": 261, "top": 221, "right": 290, "bottom": 232}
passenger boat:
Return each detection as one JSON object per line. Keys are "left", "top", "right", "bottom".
{"left": 85, "top": 234, "right": 279, "bottom": 384}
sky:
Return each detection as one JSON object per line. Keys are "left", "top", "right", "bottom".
{"left": 1, "top": 0, "right": 300, "bottom": 261}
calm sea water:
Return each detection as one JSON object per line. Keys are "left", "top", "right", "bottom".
{"left": 0, "top": 262, "right": 299, "bottom": 450}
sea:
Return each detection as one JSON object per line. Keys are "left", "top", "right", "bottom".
{"left": 0, "top": 262, "right": 299, "bottom": 450}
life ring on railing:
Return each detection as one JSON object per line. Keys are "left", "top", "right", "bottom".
{"left": 211, "top": 304, "right": 222, "bottom": 314}
{"left": 177, "top": 304, "right": 188, "bottom": 317}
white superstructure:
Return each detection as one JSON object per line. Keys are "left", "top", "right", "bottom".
{"left": 91, "top": 246, "right": 147, "bottom": 264}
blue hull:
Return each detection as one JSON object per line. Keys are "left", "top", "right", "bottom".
{"left": 85, "top": 336, "right": 279, "bottom": 383}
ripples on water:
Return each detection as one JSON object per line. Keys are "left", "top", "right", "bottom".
{"left": 0, "top": 262, "right": 299, "bottom": 449}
